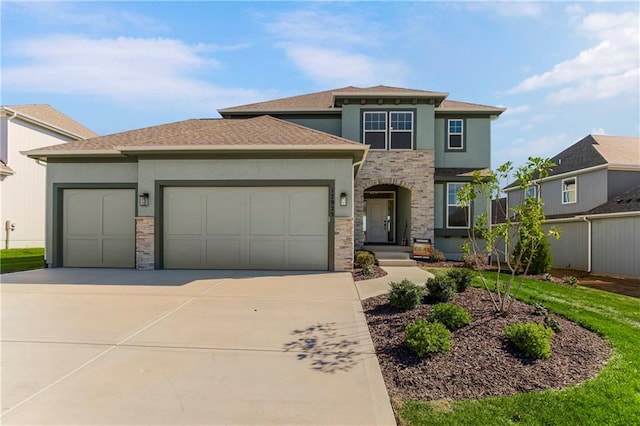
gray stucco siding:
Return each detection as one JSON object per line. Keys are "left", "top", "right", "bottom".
{"left": 136, "top": 158, "right": 354, "bottom": 218}
{"left": 434, "top": 118, "right": 491, "bottom": 168}
{"left": 283, "top": 117, "right": 342, "bottom": 137}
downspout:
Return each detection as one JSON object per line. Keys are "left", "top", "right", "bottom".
{"left": 582, "top": 216, "right": 592, "bottom": 272}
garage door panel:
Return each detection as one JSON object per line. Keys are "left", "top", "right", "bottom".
{"left": 164, "top": 239, "right": 203, "bottom": 269}
{"left": 205, "top": 239, "right": 242, "bottom": 268}
{"left": 63, "top": 189, "right": 135, "bottom": 268}
{"left": 64, "top": 239, "right": 100, "bottom": 267}
{"left": 206, "top": 190, "right": 242, "bottom": 236}
{"left": 289, "top": 190, "right": 327, "bottom": 236}
{"left": 288, "top": 240, "right": 327, "bottom": 269}
{"left": 102, "top": 193, "right": 135, "bottom": 236}
{"left": 248, "top": 240, "right": 285, "bottom": 268}
{"left": 164, "top": 186, "right": 329, "bottom": 270}
{"left": 249, "top": 191, "right": 285, "bottom": 236}
{"left": 102, "top": 239, "right": 136, "bottom": 267}
{"left": 165, "top": 190, "right": 203, "bottom": 235}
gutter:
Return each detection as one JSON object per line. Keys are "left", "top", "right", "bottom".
{"left": 2, "top": 107, "right": 87, "bottom": 141}
{"left": 581, "top": 216, "right": 592, "bottom": 272}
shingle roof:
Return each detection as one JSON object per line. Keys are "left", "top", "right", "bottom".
{"left": 3, "top": 105, "right": 98, "bottom": 139}
{"left": 587, "top": 185, "right": 640, "bottom": 215}
{"left": 219, "top": 85, "right": 503, "bottom": 115}
{"left": 24, "top": 115, "right": 365, "bottom": 157}
{"left": 0, "top": 161, "right": 15, "bottom": 176}
{"left": 505, "top": 134, "right": 640, "bottom": 189}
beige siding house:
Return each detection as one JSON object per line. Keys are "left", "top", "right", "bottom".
{"left": 1, "top": 105, "right": 97, "bottom": 248}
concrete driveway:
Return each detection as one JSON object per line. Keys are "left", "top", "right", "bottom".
{"left": 1, "top": 269, "right": 395, "bottom": 425}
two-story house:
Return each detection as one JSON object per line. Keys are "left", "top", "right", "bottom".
{"left": 24, "top": 86, "right": 504, "bottom": 270}
{"left": 1, "top": 105, "right": 98, "bottom": 249}
{"left": 505, "top": 134, "right": 640, "bottom": 277}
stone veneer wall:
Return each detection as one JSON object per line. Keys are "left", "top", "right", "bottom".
{"left": 354, "top": 151, "right": 435, "bottom": 248}
{"left": 135, "top": 217, "right": 154, "bottom": 270}
{"left": 334, "top": 217, "right": 354, "bottom": 271}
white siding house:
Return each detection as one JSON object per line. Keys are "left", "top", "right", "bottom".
{"left": 0, "top": 105, "right": 97, "bottom": 248}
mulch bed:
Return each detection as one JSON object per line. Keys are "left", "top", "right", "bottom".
{"left": 352, "top": 265, "right": 388, "bottom": 281}
{"left": 362, "top": 287, "right": 612, "bottom": 401}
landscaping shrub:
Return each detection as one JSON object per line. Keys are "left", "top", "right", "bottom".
{"left": 461, "top": 251, "right": 487, "bottom": 270}
{"left": 505, "top": 322, "right": 554, "bottom": 359}
{"left": 544, "top": 315, "right": 563, "bottom": 333}
{"left": 405, "top": 319, "right": 452, "bottom": 357}
{"left": 388, "top": 279, "right": 423, "bottom": 310}
{"left": 563, "top": 275, "right": 579, "bottom": 287}
{"left": 430, "top": 303, "right": 472, "bottom": 330}
{"left": 430, "top": 249, "right": 446, "bottom": 262}
{"left": 354, "top": 250, "right": 375, "bottom": 267}
{"left": 513, "top": 236, "right": 553, "bottom": 275}
{"left": 447, "top": 268, "right": 473, "bottom": 292}
{"left": 426, "top": 275, "right": 457, "bottom": 302}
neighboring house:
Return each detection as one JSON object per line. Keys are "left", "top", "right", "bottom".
{"left": 24, "top": 85, "right": 504, "bottom": 271}
{"left": 0, "top": 105, "right": 98, "bottom": 249}
{"left": 505, "top": 134, "right": 640, "bottom": 277}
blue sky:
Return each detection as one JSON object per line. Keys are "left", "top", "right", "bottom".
{"left": 2, "top": 1, "right": 639, "bottom": 168}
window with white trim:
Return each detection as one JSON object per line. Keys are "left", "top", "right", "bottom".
{"left": 525, "top": 185, "right": 537, "bottom": 199}
{"left": 447, "top": 119, "right": 464, "bottom": 150}
{"left": 363, "top": 111, "right": 414, "bottom": 150}
{"left": 447, "top": 183, "right": 470, "bottom": 228}
{"left": 562, "top": 177, "right": 577, "bottom": 204}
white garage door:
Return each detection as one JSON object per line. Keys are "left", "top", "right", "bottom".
{"left": 63, "top": 189, "right": 135, "bottom": 267}
{"left": 163, "top": 186, "right": 329, "bottom": 270}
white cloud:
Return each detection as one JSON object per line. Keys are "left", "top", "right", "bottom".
{"left": 591, "top": 127, "right": 607, "bottom": 135}
{"left": 500, "top": 104, "right": 530, "bottom": 115}
{"left": 496, "top": 133, "right": 573, "bottom": 168}
{"left": 468, "top": 2, "right": 545, "bottom": 18}
{"left": 3, "top": 35, "right": 263, "bottom": 112}
{"left": 507, "top": 11, "right": 640, "bottom": 104}
{"left": 565, "top": 4, "right": 585, "bottom": 16}
{"left": 266, "top": 8, "right": 408, "bottom": 86}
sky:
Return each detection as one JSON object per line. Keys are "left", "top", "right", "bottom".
{"left": 2, "top": 0, "right": 639, "bottom": 169}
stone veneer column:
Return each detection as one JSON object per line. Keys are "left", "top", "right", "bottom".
{"left": 135, "top": 217, "right": 155, "bottom": 270}
{"left": 354, "top": 151, "right": 435, "bottom": 248}
{"left": 334, "top": 217, "right": 354, "bottom": 271}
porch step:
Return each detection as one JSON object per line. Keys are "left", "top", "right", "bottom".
{"left": 362, "top": 244, "right": 411, "bottom": 253}
{"left": 377, "top": 258, "right": 418, "bottom": 267}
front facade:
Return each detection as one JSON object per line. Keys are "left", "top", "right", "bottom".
{"left": 505, "top": 134, "right": 640, "bottom": 277}
{"left": 0, "top": 105, "right": 97, "bottom": 248}
{"left": 27, "top": 85, "right": 504, "bottom": 271}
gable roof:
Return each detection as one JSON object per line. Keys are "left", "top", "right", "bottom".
{"left": 0, "top": 161, "right": 15, "bottom": 177}
{"left": 505, "top": 134, "right": 640, "bottom": 190}
{"left": 587, "top": 185, "right": 640, "bottom": 215}
{"left": 2, "top": 105, "right": 98, "bottom": 139}
{"left": 219, "top": 85, "right": 504, "bottom": 115}
{"left": 23, "top": 115, "right": 367, "bottom": 160}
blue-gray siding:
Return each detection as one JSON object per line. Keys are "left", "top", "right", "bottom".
{"left": 592, "top": 216, "right": 640, "bottom": 277}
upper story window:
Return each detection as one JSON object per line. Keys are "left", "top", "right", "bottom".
{"left": 447, "top": 119, "right": 464, "bottom": 150}
{"left": 562, "top": 177, "right": 577, "bottom": 204}
{"left": 525, "top": 185, "right": 537, "bottom": 199}
{"left": 447, "top": 183, "right": 470, "bottom": 228}
{"left": 363, "top": 111, "right": 414, "bottom": 150}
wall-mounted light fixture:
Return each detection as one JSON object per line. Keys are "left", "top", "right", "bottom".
{"left": 339, "top": 192, "right": 348, "bottom": 207}
{"left": 138, "top": 192, "right": 150, "bottom": 207}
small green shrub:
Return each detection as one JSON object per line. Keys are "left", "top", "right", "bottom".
{"left": 430, "top": 249, "right": 446, "bottom": 262}
{"left": 505, "top": 322, "right": 554, "bottom": 359}
{"left": 544, "top": 315, "right": 563, "bottom": 333}
{"left": 405, "top": 319, "right": 452, "bottom": 357}
{"left": 361, "top": 264, "right": 374, "bottom": 276}
{"left": 354, "top": 250, "right": 375, "bottom": 267}
{"left": 447, "top": 268, "right": 474, "bottom": 292}
{"left": 533, "top": 304, "right": 548, "bottom": 316}
{"left": 426, "top": 275, "right": 457, "bottom": 302}
{"left": 461, "top": 252, "right": 487, "bottom": 269}
{"left": 513, "top": 236, "right": 553, "bottom": 275}
{"left": 388, "top": 279, "right": 423, "bottom": 310}
{"left": 430, "top": 303, "right": 471, "bottom": 330}
{"left": 563, "top": 275, "right": 579, "bottom": 287}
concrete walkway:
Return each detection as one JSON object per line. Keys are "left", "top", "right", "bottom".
{"left": 355, "top": 266, "right": 434, "bottom": 300}
{"left": 1, "top": 268, "right": 395, "bottom": 425}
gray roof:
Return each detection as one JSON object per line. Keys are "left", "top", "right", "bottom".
{"left": 587, "top": 185, "right": 640, "bottom": 215}
{"left": 506, "top": 134, "right": 640, "bottom": 189}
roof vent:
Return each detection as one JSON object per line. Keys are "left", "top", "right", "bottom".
{"left": 558, "top": 158, "right": 562, "bottom": 164}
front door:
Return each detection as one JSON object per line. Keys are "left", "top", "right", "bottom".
{"left": 366, "top": 199, "right": 389, "bottom": 243}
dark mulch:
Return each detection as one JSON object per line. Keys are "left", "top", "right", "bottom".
{"left": 362, "top": 287, "right": 612, "bottom": 401}
{"left": 352, "top": 265, "right": 388, "bottom": 281}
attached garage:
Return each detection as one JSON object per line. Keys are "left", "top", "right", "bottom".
{"left": 62, "top": 189, "right": 135, "bottom": 267}
{"left": 163, "top": 186, "right": 329, "bottom": 270}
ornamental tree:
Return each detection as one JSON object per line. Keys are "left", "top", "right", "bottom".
{"left": 456, "top": 157, "right": 560, "bottom": 315}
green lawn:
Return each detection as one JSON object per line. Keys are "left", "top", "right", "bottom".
{"left": 0, "top": 247, "right": 45, "bottom": 274}
{"left": 399, "top": 269, "right": 640, "bottom": 425}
